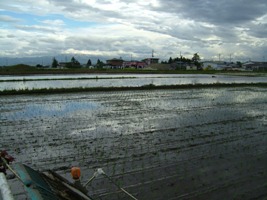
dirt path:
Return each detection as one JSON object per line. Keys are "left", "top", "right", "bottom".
{"left": 1, "top": 87, "right": 267, "bottom": 199}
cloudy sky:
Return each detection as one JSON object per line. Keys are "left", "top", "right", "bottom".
{"left": 0, "top": 0, "right": 267, "bottom": 64}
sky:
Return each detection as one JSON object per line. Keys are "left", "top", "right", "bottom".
{"left": 0, "top": 0, "right": 267, "bottom": 65}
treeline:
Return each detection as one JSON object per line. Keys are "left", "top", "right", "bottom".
{"left": 162, "top": 53, "right": 201, "bottom": 68}
{"left": 51, "top": 56, "right": 108, "bottom": 69}
{"left": 51, "top": 56, "right": 94, "bottom": 68}
{"left": 162, "top": 56, "right": 192, "bottom": 64}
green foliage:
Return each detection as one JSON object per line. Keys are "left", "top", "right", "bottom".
{"left": 192, "top": 53, "right": 201, "bottom": 69}
{"left": 168, "top": 57, "right": 173, "bottom": 64}
{"left": 192, "top": 53, "right": 200, "bottom": 62}
{"left": 52, "top": 57, "right": 59, "bottom": 68}
{"left": 71, "top": 56, "right": 80, "bottom": 65}
{"left": 204, "top": 65, "right": 213, "bottom": 71}
{"left": 1, "top": 64, "right": 38, "bottom": 73}
{"left": 10, "top": 64, "right": 35, "bottom": 70}
{"left": 86, "top": 59, "right": 92, "bottom": 67}
{"left": 236, "top": 61, "right": 242, "bottom": 68}
{"left": 66, "top": 57, "right": 81, "bottom": 68}
{"left": 168, "top": 56, "right": 192, "bottom": 64}
{"left": 95, "top": 59, "right": 104, "bottom": 69}
{"left": 65, "top": 63, "right": 73, "bottom": 68}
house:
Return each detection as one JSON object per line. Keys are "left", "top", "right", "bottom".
{"left": 170, "top": 61, "right": 195, "bottom": 70}
{"left": 143, "top": 57, "right": 159, "bottom": 65}
{"left": 106, "top": 58, "right": 124, "bottom": 68}
{"left": 242, "top": 61, "right": 267, "bottom": 71}
{"left": 58, "top": 62, "right": 68, "bottom": 68}
{"left": 202, "top": 61, "right": 228, "bottom": 70}
{"left": 59, "top": 62, "right": 81, "bottom": 68}
{"left": 123, "top": 61, "right": 147, "bottom": 69}
{"left": 186, "top": 65, "right": 197, "bottom": 70}
{"left": 105, "top": 55, "right": 160, "bottom": 69}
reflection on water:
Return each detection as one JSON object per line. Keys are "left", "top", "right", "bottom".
{"left": 0, "top": 74, "right": 266, "bottom": 91}
{"left": 3, "top": 101, "right": 99, "bottom": 120}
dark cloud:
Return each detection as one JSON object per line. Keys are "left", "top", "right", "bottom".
{"left": 157, "top": 0, "right": 267, "bottom": 26}
{"left": 47, "top": 0, "right": 123, "bottom": 22}
{"left": 247, "top": 23, "right": 267, "bottom": 38}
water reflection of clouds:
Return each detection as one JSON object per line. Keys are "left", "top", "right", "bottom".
{"left": 228, "top": 88, "right": 267, "bottom": 105}
{"left": 5, "top": 101, "right": 99, "bottom": 120}
{"left": 203, "top": 91, "right": 221, "bottom": 100}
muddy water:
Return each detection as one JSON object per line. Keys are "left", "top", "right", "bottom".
{"left": 1, "top": 87, "right": 267, "bottom": 199}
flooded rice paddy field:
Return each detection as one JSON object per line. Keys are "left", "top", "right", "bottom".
{"left": 1, "top": 87, "right": 267, "bottom": 199}
{"left": 1, "top": 74, "right": 267, "bottom": 91}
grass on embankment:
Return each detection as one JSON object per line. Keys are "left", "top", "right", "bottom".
{"left": 1, "top": 82, "right": 267, "bottom": 95}
{"left": 0, "top": 76, "right": 137, "bottom": 82}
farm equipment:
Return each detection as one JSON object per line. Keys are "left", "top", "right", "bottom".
{"left": 0, "top": 150, "right": 138, "bottom": 200}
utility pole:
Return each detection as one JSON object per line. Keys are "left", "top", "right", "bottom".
{"left": 152, "top": 49, "right": 154, "bottom": 58}
{"left": 229, "top": 54, "right": 232, "bottom": 63}
{"left": 180, "top": 51, "right": 182, "bottom": 69}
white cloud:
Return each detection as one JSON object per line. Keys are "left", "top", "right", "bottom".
{"left": 15, "top": 25, "right": 60, "bottom": 33}
{"left": 40, "top": 19, "right": 65, "bottom": 26}
{"left": 0, "top": 15, "right": 21, "bottom": 23}
{"left": 0, "top": 0, "right": 267, "bottom": 62}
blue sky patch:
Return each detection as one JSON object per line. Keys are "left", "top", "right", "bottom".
{"left": 0, "top": 10, "right": 98, "bottom": 28}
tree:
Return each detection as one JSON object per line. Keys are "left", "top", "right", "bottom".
{"left": 236, "top": 61, "right": 242, "bottom": 68}
{"left": 67, "top": 56, "right": 81, "bottom": 68}
{"left": 86, "top": 59, "right": 92, "bottom": 67}
{"left": 52, "top": 57, "right": 59, "bottom": 68}
{"left": 71, "top": 56, "right": 80, "bottom": 64}
{"left": 168, "top": 57, "right": 173, "bottom": 64}
{"left": 192, "top": 53, "right": 200, "bottom": 63}
{"left": 95, "top": 59, "right": 104, "bottom": 68}
{"left": 192, "top": 53, "right": 201, "bottom": 69}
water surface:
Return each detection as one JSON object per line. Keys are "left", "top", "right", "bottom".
{"left": 0, "top": 74, "right": 266, "bottom": 91}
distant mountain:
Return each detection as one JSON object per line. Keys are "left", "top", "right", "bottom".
{"left": 0, "top": 55, "right": 112, "bottom": 67}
